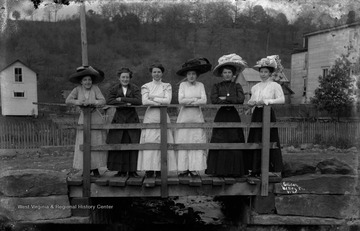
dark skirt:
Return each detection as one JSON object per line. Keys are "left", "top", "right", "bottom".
{"left": 107, "top": 108, "right": 140, "bottom": 172}
{"left": 246, "top": 107, "right": 283, "bottom": 174}
{"left": 206, "top": 106, "right": 246, "bottom": 177}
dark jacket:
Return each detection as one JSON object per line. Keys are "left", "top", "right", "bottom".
{"left": 210, "top": 81, "right": 245, "bottom": 104}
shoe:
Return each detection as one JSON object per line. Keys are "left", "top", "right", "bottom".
{"left": 178, "top": 171, "right": 189, "bottom": 177}
{"left": 155, "top": 171, "right": 161, "bottom": 177}
{"left": 91, "top": 169, "right": 100, "bottom": 177}
{"left": 114, "top": 171, "right": 126, "bottom": 177}
{"left": 189, "top": 171, "right": 198, "bottom": 177}
{"left": 145, "top": 171, "right": 154, "bottom": 178}
{"left": 128, "top": 172, "right": 140, "bottom": 178}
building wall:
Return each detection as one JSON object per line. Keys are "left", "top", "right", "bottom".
{"left": 0, "top": 62, "right": 38, "bottom": 116}
{"left": 306, "top": 25, "right": 360, "bottom": 101}
{"left": 291, "top": 52, "right": 307, "bottom": 104}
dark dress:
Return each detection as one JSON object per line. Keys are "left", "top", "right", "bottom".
{"left": 246, "top": 107, "right": 283, "bottom": 174}
{"left": 106, "top": 83, "right": 142, "bottom": 172}
{"left": 205, "top": 81, "right": 246, "bottom": 177}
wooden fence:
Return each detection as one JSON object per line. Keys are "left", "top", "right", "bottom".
{"left": 0, "top": 121, "right": 76, "bottom": 149}
{"left": 0, "top": 120, "right": 359, "bottom": 150}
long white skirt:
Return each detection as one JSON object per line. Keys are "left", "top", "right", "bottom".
{"left": 137, "top": 107, "right": 177, "bottom": 171}
{"left": 174, "top": 106, "right": 207, "bottom": 171}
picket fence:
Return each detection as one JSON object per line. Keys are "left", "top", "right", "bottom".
{"left": 0, "top": 122, "right": 76, "bottom": 149}
{"left": 0, "top": 121, "right": 359, "bottom": 149}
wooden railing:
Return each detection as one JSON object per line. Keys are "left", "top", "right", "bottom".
{"left": 76, "top": 104, "right": 286, "bottom": 198}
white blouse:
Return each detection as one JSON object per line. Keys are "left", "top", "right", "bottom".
{"left": 178, "top": 81, "right": 207, "bottom": 105}
{"left": 248, "top": 79, "right": 285, "bottom": 105}
{"left": 141, "top": 80, "right": 172, "bottom": 105}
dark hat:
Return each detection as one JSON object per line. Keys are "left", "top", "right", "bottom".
{"left": 176, "top": 57, "right": 212, "bottom": 76}
{"left": 149, "top": 63, "right": 165, "bottom": 73}
{"left": 69, "top": 66, "right": 105, "bottom": 84}
{"left": 212, "top": 54, "right": 247, "bottom": 77}
{"left": 117, "top": 67, "right": 133, "bottom": 78}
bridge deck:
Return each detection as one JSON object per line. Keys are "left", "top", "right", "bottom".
{"left": 67, "top": 172, "right": 281, "bottom": 197}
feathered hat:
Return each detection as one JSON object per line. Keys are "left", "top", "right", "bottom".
{"left": 212, "top": 53, "right": 247, "bottom": 77}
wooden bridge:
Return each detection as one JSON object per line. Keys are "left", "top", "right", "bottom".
{"left": 65, "top": 104, "right": 289, "bottom": 202}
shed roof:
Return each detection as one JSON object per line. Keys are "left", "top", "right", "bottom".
{"left": 0, "top": 59, "right": 37, "bottom": 73}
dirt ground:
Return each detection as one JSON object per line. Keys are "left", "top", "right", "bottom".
{"left": 0, "top": 148, "right": 73, "bottom": 174}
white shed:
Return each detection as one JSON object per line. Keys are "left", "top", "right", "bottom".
{"left": 0, "top": 60, "right": 38, "bottom": 116}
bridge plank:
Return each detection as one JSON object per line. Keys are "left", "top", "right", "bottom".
{"left": 143, "top": 177, "right": 156, "bottom": 187}
{"left": 109, "top": 176, "right": 128, "bottom": 187}
{"left": 167, "top": 176, "right": 179, "bottom": 185}
{"left": 67, "top": 177, "right": 83, "bottom": 186}
{"left": 224, "top": 177, "right": 236, "bottom": 185}
{"left": 200, "top": 175, "right": 213, "bottom": 185}
{"left": 127, "top": 176, "right": 144, "bottom": 186}
{"left": 189, "top": 176, "right": 202, "bottom": 187}
{"left": 179, "top": 176, "right": 191, "bottom": 185}
{"left": 212, "top": 177, "right": 225, "bottom": 186}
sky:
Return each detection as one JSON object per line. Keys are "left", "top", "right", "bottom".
{"left": 0, "top": 0, "right": 358, "bottom": 23}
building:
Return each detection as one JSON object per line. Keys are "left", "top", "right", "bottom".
{"left": 291, "top": 21, "right": 360, "bottom": 104}
{"left": 0, "top": 60, "right": 38, "bottom": 116}
{"left": 236, "top": 68, "right": 293, "bottom": 103}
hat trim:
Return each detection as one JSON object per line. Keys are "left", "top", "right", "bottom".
{"left": 176, "top": 64, "right": 212, "bottom": 76}
{"left": 212, "top": 62, "right": 246, "bottom": 77}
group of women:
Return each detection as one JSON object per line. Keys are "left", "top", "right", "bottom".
{"left": 65, "top": 54, "right": 285, "bottom": 179}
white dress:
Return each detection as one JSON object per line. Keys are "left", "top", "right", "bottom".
{"left": 137, "top": 80, "right": 177, "bottom": 171}
{"left": 175, "top": 81, "right": 207, "bottom": 171}
{"left": 66, "top": 85, "right": 108, "bottom": 170}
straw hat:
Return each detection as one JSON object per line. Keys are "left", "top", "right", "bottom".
{"left": 69, "top": 66, "right": 105, "bottom": 84}
{"left": 253, "top": 56, "right": 278, "bottom": 71}
{"left": 176, "top": 57, "right": 212, "bottom": 76}
{"left": 212, "top": 53, "right": 247, "bottom": 77}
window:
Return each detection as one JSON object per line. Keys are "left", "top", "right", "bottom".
{"left": 14, "top": 91, "right": 25, "bottom": 98}
{"left": 322, "top": 68, "right": 329, "bottom": 78}
{"left": 302, "top": 76, "right": 307, "bottom": 97}
{"left": 15, "top": 68, "right": 22, "bottom": 82}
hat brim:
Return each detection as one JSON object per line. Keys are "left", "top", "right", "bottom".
{"left": 176, "top": 64, "right": 212, "bottom": 76}
{"left": 212, "top": 62, "right": 246, "bottom": 77}
{"left": 252, "top": 65, "right": 275, "bottom": 72}
{"left": 69, "top": 69, "right": 104, "bottom": 84}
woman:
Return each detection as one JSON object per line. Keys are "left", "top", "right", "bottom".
{"left": 205, "top": 54, "right": 247, "bottom": 177}
{"left": 106, "top": 67, "right": 142, "bottom": 177}
{"left": 66, "top": 66, "right": 107, "bottom": 177}
{"left": 247, "top": 56, "right": 285, "bottom": 177}
{"left": 175, "top": 58, "right": 211, "bottom": 177}
{"left": 137, "top": 63, "right": 177, "bottom": 177}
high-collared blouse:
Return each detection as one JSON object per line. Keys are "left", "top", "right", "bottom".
{"left": 210, "top": 81, "right": 245, "bottom": 104}
{"left": 107, "top": 83, "right": 142, "bottom": 106}
{"left": 249, "top": 78, "right": 285, "bottom": 105}
{"left": 141, "top": 80, "right": 172, "bottom": 105}
{"left": 178, "top": 81, "right": 207, "bottom": 105}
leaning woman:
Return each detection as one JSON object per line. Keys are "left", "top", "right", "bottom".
{"left": 246, "top": 56, "right": 285, "bottom": 177}
{"left": 137, "top": 63, "right": 177, "bottom": 177}
{"left": 175, "top": 58, "right": 211, "bottom": 177}
{"left": 106, "top": 67, "right": 142, "bottom": 177}
{"left": 66, "top": 66, "right": 107, "bottom": 177}
{"left": 206, "top": 54, "right": 247, "bottom": 177}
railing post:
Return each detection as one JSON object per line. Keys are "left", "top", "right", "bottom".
{"left": 261, "top": 105, "right": 270, "bottom": 196}
{"left": 82, "top": 107, "right": 91, "bottom": 198}
{"left": 160, "top": 106, "right": 168, "bottom": 198}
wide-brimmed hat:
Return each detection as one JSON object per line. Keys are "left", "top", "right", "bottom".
{"left": 212, "top": 53, "right": 247, "bottom": 77}
{"left": 253, "top": 56, "right": 277, "bottom": 71}
{"left": 176, "top": 57, "right": 212, "bottom": 76}
{"left": 69, "top": 66, "right": 105, "bottom": 84}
